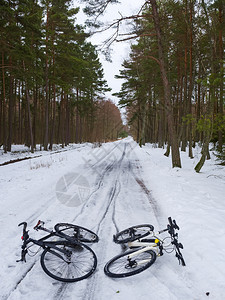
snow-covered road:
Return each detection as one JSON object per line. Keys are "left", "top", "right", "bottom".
{"left": 0, "top": 138, "right": 225, "bottom": 300}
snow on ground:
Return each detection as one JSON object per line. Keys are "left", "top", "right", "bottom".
{"left": 0, "top": 143, "right": 90, "bottom": 165}
{"left": 0, "top": 138, "right": 224, "bottom": 300}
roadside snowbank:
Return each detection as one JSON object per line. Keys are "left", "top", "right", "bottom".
{"left": 142, "top": 143, "right": 225, "bottom": 299}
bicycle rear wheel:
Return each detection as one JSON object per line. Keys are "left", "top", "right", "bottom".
{"left": 54, "top": 223, "right": 99, "bottom": 243}
{"left": 113, "top": 224, "right": 154, "bottom": 244}
{"left": 104, "top": 249, "right": 156, "bottom": 278}
{"left": 41, "top": 241, "right": 97, "bottom": 282}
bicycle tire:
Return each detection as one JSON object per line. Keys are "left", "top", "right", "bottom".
{"left": 54, "top": 223, "right": 99, "bottom": 243}
{"left": 104, "top": 249, "right": 156, "bottom": 278}
{"left": 113, "top": 224, "right": 154, "bottom": 244}
{"left": 40, "top": 241, "right": 97, "bottom": 282}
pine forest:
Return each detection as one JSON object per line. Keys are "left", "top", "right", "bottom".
{"left": 0, "top": 0, "right": 123, "bottom": 153}
{"left": 113, "top": 0, "right": 224, "bottom": 170}
{"left": 0, "top": 0, "right": 224, "bottom": 172}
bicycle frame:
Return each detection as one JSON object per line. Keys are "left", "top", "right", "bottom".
{"left": 127, "top": 233, "right": 171, "bottom": 261}
{"left": 127, "top": 245, "right": 157, "bottom": 263}
{"left": 17, "top": 221, "right": 98, "bottom": 283}
{"left": 104, "top": 217, "right": 185, "bottom": 278}
{"left": 17, "top": 223, "right": 80, "bottom": 262}
{"left": 125, "top": 229, "right": 185, "bottom": 269}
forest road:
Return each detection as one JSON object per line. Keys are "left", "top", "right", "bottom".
{"left": 3, "top": 138, "right": 195, "bottom": 300}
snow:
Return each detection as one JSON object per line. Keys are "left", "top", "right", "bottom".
{"left": 0, "top": 138, "right": 224, "bottom": 300}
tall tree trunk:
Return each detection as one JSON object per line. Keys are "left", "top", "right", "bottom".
{"left": 194, "top": 130, "right": 211, "bottom": 173}
{"left": 188, "top": 0, "right": 194, "bottom": 158}
{"left": 75, "top": 88, "right": 79, "bottom": 144}
{"left": 79, "top": 115, "right": 82, "bottom": 143}
{"left": 137, "top": 100, "right": 141, "bottom": 144}
{"left": 33, "top": 84, "right": 38, "bottom": 149}
{"left": 196, "top": 58, "right": 202, "bottom": 143}
{"left": 218, "top": 5, "right": 223, "bottom": 152}
{"left": 75, "top": 107, "right": 80, "bottom": 144}
{"left": 181, "top": 47, "right": 188, "bottom": 152}
{"left": 150, "top": 0, "right": 181, "bottom": 167}
{"left": 44, "top": 67, "right": 49, "bottom": 150}
{"left": 7, "top": 58, "right": 13, "bottom": 152}
{"left": 23, "top": 61, "right": 34, "bottom": 153}
{"left": 2, "top": 52, "right": 7, "bottom": 153}
{"left": 0, "top": 80, "right": 2, "bottom": 147}
{"left": 195, "top": 0, "right": 215, "bottom": 172}
{"left": 65, "top": 94, "right": 70, "bottom": 146}
{"left": 44, "top": 4, "right": 49, "bottom": 151}
{"left": 139, "top": 102, "right": 148, "bottom": 147}
{"left": 49, "top": 83, "right": 56, "bottom": 150}
{"left": 25, "top": 89, "right": 34, "bottom": 153}
{"left": 60, "top": 91, "right": 65, "bottom": 148}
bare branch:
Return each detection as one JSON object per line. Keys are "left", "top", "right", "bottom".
{"left": 83, "top": 1, "right": 154, "bottom": 52}
{"left": 137, "top": 1, "right": 151, "bottom": 15}
{"left": 116, "top": 35, "right": 140, "bottom": 42}
{"left": 143, "top": 55, "right": 161, "bottom": 65}
{"left": 91, "top": 13, "right": 152, "bottom": 35}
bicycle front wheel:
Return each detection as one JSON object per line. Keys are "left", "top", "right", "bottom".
{"left": 113, "top": 224, "right": 154, "bottom": 244}
{"left": 41, "top": 241, "right": 97, "bottom": 282}
{"left": 54, "top": 223, "right": 99, "bottom": 243}
{"left": 104, "top": 249, "right": 156, "bottom": 278}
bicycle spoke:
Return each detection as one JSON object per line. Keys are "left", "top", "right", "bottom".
{"left": 54, "top": 223, "right": 98, "bottom": 243}
{"left": 114, "top": 225, "right": 154, "bottom": 243}
{"left": 41, "top": 242, "right": 97, "bottom": 282}
{"left": 104, "top": 249, "right": 156, "bottom": 278}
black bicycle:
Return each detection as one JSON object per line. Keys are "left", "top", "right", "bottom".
{"left": 17, "top": 220, "right": 98, "bottom": 282}
{"left": 104, "top": 217, "right": 185, "bottom": 278}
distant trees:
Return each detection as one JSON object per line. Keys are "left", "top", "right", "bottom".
{"left": 0, "top": 0, "right": 123, "bottom": 152}
{"left": 91, "top": 98, "right": 124, "bottom": 142}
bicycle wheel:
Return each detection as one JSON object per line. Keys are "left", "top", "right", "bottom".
{"left": 104, "top": 249, "right": 156, "bottom": 278}
{"left": 54, "top": 223, "right": 99, "bottom": 243}
{"left": 40, "top": 241, "right": 97, "bottom": 282}
{"left": 113, "top": 224, "right": 154, "bottom": 244}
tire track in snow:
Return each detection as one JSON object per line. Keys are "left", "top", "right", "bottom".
{"left": 2, "top": 261, "right": 37, "bottom": 300}
{"left": 3, "top": 142, "right": 125, "bottom": 300}
{"left": 124, "top": 147, "right": 194, "bottom": 298}
{"left": 72, "top": 160, "right": 116, "bottom": 223}
{"left": 22, "top": 143, "right": 121, "bottom": 231}
{"left": 80, "top": 189, "right": 122, "bottom": 300}
{"left": 9, "top": 143, "right": 120, "bottom": 298}
{"left": 3, "top": 149, "right": 94, "bottom": 299}
{"left": 26, "top": 196, "right": 56, "bottom": 224}
{"left": 51, "top": 178, "right": 121, "bottom": 300}
{"left": 128, "top": 148, "right": 162, "bottom": 225}
{"left": 76, "top": 145, "right": 127, "bottom": 300}
{"left": 7, "top": 140, "right": 165, "bottom": 300}
{"left": 52, "top": 141, "right": 194, "bottom": 300}
{"left": 59, "top": 141, "right": 124, "bottom": 227}
{"left": 135, "top": 177, "right": 160, "bottom": 217}
{"left": 51, "top": 144, "right": 126, "bottom": 300}
{"left": 72, "top": 142, "right": 126, "bottom": 229}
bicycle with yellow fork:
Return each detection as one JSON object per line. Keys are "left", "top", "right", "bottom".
{"left": 104, "top": 217, "right": 185, "bottom": 278}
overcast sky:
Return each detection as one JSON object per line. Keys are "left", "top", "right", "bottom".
{"left": 74, "top": 0, "right": 144, "bottom": 106}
